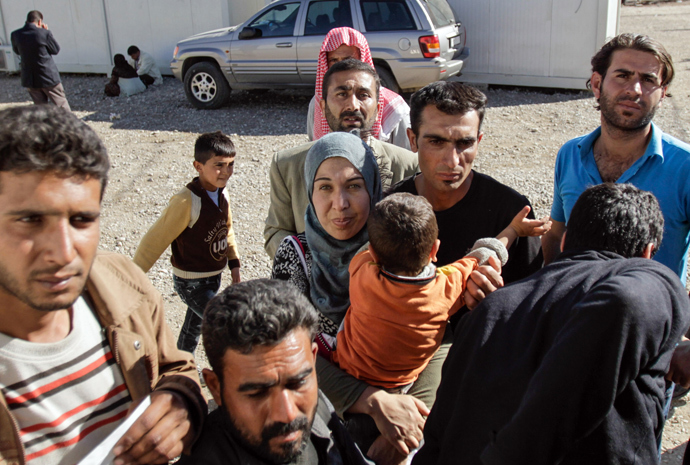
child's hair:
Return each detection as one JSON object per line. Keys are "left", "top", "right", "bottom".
{"left": 194, "top": 131, "right": 236, "bottom": 163}
{"left": 368, "top": 193, "right": 438, "bottom": 275}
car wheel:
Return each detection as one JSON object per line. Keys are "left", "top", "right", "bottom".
{"left": 375, "top": 65, "right": 401, "bottom": 95}
{"left": 184, "top": 62, "right": 231, "bottom": 109}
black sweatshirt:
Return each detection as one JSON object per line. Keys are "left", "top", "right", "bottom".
{"left": 414, "top": 250, "right": 690, "bottom": 465}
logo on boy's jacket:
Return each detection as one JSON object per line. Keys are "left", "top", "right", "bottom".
{"left": 205, "top": 220, "right": 228, "bottom": 261}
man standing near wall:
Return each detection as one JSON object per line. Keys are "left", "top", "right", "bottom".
{"left": 11, "top": 10, "right": 71, "bottom": 111}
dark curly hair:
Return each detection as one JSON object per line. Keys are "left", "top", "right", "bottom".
{"left": 564, "top": 183, "right": 663, "bottom": 258}
{"left": 0, "top": 105, "right": 109, "bottom": 198}
{"left": 410, "top": 81, "right": 487, "bottom": 136}
{"left": 202, "top": 279, "right": 319, "bottom": 373}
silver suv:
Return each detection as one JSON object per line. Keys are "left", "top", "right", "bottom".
{"left": 171, "top": 0, "right": 468, "bottom": 109}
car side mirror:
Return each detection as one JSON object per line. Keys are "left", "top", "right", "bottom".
{"left": 239, "top": 27, "right": 262, "bottom": 40}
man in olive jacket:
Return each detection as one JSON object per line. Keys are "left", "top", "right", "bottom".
{"left": 0, "top": 105, "right": 205, "bottom": 464}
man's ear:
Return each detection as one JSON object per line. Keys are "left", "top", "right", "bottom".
{"left": 590, "top": 72, "right": 603, "bottom": 99}
{"left": 641, "top": 243, "right": 655, "bottom": 259}
{"left": 193, "top": 160, "right": 204, "bottom": 174}
{"left": 659, "top": 86, "right": 668, "bottom": 105}
{"left": 311, "top": 342, "right": 318, "bottom": 362}
{"left": 319, "top": 98, "right": 327, "bottom": 113}
{"left": 560, "top": 231, "right": 567, "bottom": 253}
{"left": 407, "top": 128, "right": 418, "bottom": 153}
{"left": 430, "top": 239, "right": 441, "bottom": 263}
{"left": 203, "top": 368, "right": 223, "bottom": 406}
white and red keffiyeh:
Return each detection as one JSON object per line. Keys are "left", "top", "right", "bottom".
{"left": 313, "top": 27, "right": 407, "bottom": 142}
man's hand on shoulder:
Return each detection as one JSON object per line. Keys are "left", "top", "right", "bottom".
{"left": 113, "top": 390, "right": 195, "bottom": 465}
{"left": 667, "top": 339, "right": 690, "bottom": 388}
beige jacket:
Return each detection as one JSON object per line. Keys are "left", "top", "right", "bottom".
{"left": 133, "top": 184, "right": 240, "bottom": 278}
{"left": 264, "top": 137, "right": 418, "bottom": 258}
{"left": 0, "top": 252, "right": 206, "bottom": 465}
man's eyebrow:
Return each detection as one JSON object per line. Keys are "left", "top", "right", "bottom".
{"left": 238, "top": 379, "right": 278, "bottom": 392}
{"left": 5, "top": 209, "right": 101, "bottom": 217}
{"left": 333, "top": 84, "right": 353, "bottom": 93}
{"left": 287, "top": 368, "right": 314, "bottom": 383}
{"left": 423, "top": 133, "right": 450, "bottom": 142}
{"left": 423, "top": 134, "right": 477, "bottom": 144}
{"left": 238, "top": 368, "right": 313, "bottom": 392}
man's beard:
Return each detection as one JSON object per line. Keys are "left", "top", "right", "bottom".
{"left": 324, "top": 104, "right": 375, "bottom": 134}
{"left": 220, "top": 402, "right": 314, "bottom": 464}
{"left": 0, "top": 262, "right": 84, "bottom": 312}
{"left": 598, "top": 89, "right": 659, "bottom": 132}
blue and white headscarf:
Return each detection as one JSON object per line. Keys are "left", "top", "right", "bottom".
{"left": 304, "top": 132, "right": 382, "bottom": 326}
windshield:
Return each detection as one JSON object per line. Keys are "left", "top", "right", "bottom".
{"left": 421, "top": 0, "right": 455, "bottom": 28}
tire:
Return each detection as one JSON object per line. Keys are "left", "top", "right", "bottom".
{"left": 374, "top": 65, "right": 401, "bottom": 95}
{"left": 184, "top": 62, "right": 231, "bottom": 109}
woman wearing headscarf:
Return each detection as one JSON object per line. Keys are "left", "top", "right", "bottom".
{"left": 272, "top": 132, "right": 444, "bottom": 463}
{"left": 307, "top": 27, "right": 411, "bottom": 150}
{"left": 106, "top": 53, "right": 146, "bottom": 97}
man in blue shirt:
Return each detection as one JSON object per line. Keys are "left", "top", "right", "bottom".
{"left": 542, "top": 33, "right": 690, "bottom": 284}
{"left": 541, "top": 33, "right": 690, "bottom": 416}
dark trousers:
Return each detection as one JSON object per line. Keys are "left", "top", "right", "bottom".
{"left": 173, "top": 274, "right": 222, "bottom": 355}
{"left": 28, "top": 82, "right": 71, "bottom": 111}
{"left": 139, "top": 74, "right": 155, "bottom": 87}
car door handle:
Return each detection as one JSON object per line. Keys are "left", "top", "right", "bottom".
{"left": 276, "top": 42, "right": 293, "bottom": 48}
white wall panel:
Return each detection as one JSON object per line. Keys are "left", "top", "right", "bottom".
{"left": 448, "top": 0, "right": 620, "bottom": 89}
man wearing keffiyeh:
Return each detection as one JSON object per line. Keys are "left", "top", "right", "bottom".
{"left": 307, "top": 27, "right": 411, "bottom": 150}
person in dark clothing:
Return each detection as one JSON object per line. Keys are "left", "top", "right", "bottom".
{"left": 388, "top": 81, "right": 542, "bottom": 306}
{"left": 110, "top": 54, "right": 138, "bottom": 81}
{"left": 413, "top": 183, "right": 690, "bottom": 465}
{"left": 105, "top": 53, "right": 144, "bottom": 97}
{"left": 11, "top": 10, "right": 70, "bottom": 110}
{"left": 178, "top": 279, "right": 371, "bottom": 465}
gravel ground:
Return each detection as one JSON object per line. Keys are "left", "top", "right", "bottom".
{"left": 1, "top": 2, "right": 690, "bottom": 461}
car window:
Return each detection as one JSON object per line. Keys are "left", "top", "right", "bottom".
{"left": 247, "top": 2, "right": 301, "bottom": 38}
{"left": 420, "top": 0, "right": 456, "bottom": 28}
{"left": 305, "top": 0, "right": 354, "bottom": 35}
{"left": 360, "top": 0, "right": 416, "bottom": 32}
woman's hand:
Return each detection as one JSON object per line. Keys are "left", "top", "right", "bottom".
{"left": 350, "top": 386, "right": 428, "bottom": 455}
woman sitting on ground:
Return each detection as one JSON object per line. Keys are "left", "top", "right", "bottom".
{"left": 105, "top": 54, "right": 145, "bottom": 97}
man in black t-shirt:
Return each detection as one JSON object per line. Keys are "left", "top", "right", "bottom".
{"left": 389, "top": 82, "right": 542, "bottom": 288}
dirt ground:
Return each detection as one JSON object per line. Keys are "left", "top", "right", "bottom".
{"left": 1, "top": 1, "right": 690, "bottom": 461}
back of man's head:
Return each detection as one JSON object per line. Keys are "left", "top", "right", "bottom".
{"left": 194, "top": 131, "right": 236, "bottom": 163}
{"left": 0, "top": 106, "right": 110, "bottom": 198}
{"left": 369, "top": 193, "right": 438, "bottom": 275}
{"left": 410, "top": 81, "right": 487, "bottom": 137}
{"left": 202, "top": 279, "right": 319, "bottom": 373}
{"left": 321, "top": 57, "right": 380, "bottom": 101}
{"left": 26, "top": 10, "right": 42, "bottom": 24}
{"left": 588, "top": 33, "right": 674, "bottom": 90}
{"left": 563, "top": 183, "right": 663, "bottom": 258}
{"left": 127, "top": 45, "right": 140, "bottom": 56}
